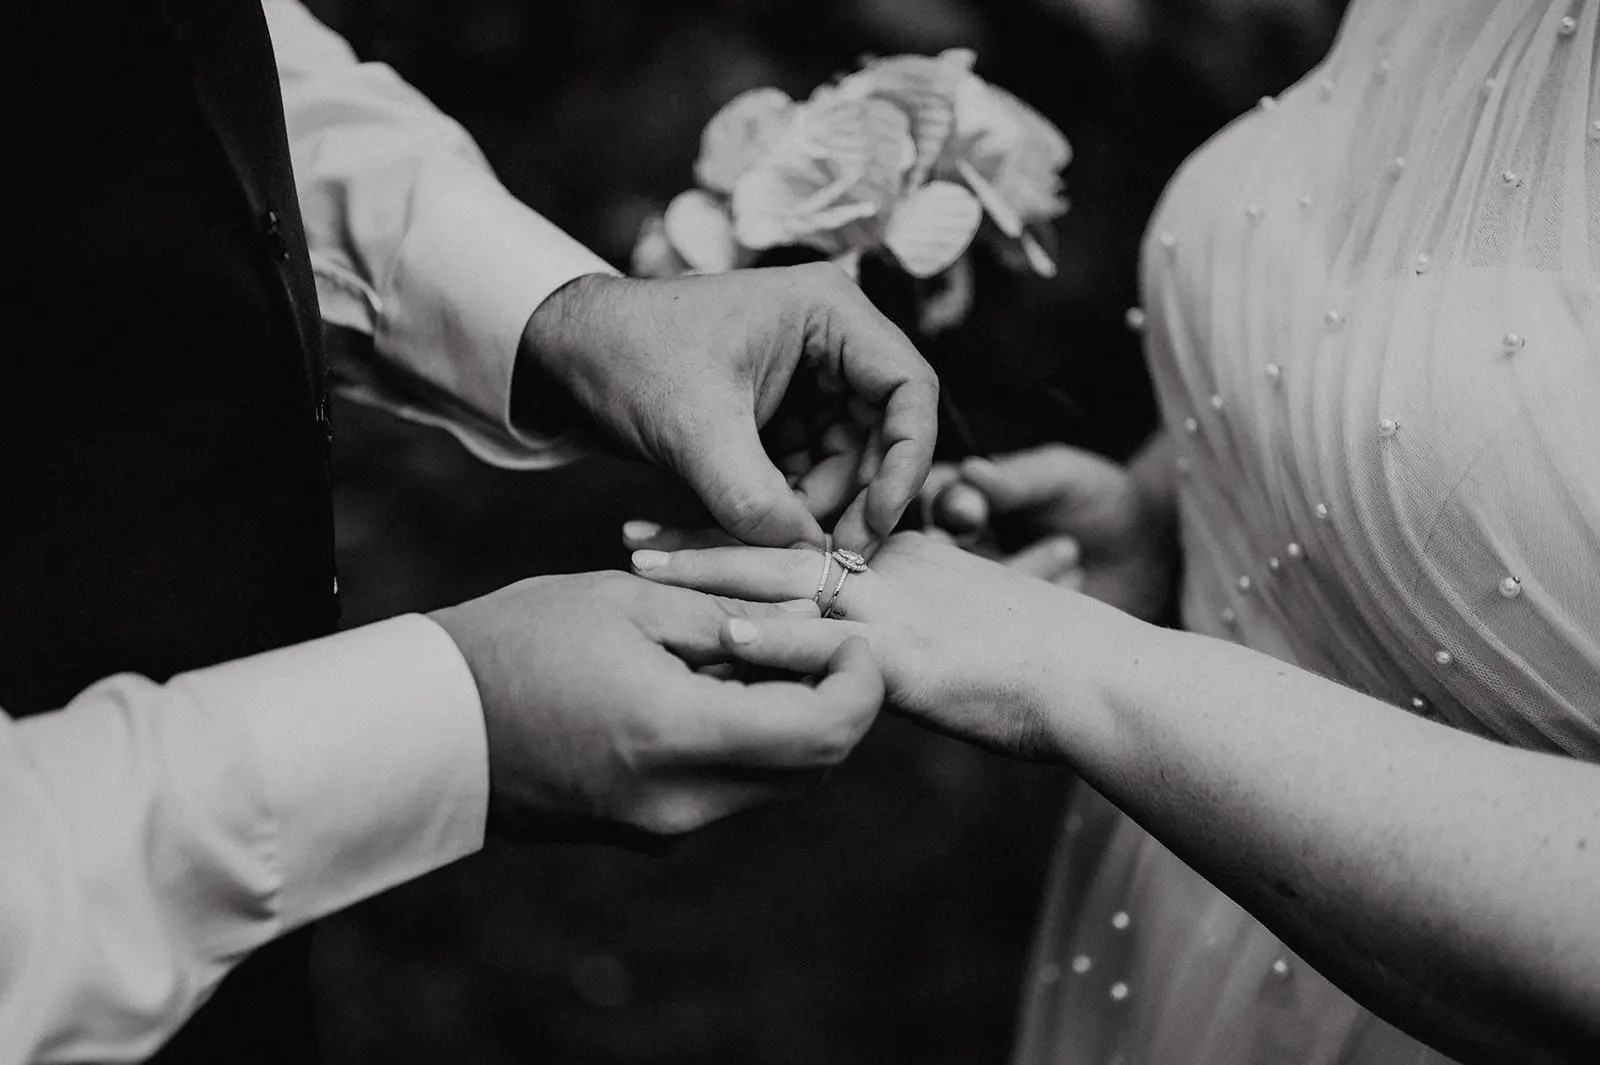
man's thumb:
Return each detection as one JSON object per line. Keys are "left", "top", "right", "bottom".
{"left": 680, "top": 418, "right": 824, "bottom": 548}
{"left": 958, "top": 445, "right": 1105, "bottom": 514}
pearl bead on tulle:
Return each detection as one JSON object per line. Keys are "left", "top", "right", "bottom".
{"left": 1378, "top": 417, "right": 1398, "bottom": 437}
{"left": 1039, "top": 963, "right": 1060, "bottom": 985}
{"left": 1271, "top": 958, "right": 1292, "bottom": 979}
{"left": 1258, "top": 95, "right": 1277, "bottom": 112}
{"left": 1220, "top": 607, "right": 1238, "bottom": 627}
{"left": 1268, "top": 556, "right": 1282, "bottom": 573}
{"left": 1210, "top": 393, "right": 1225, "bottom": 411}
{"left": 1557, "top": 16, "right": 1577, "bottom": 37}
{"left": 1314, "top": 503, "right": 1330, "bottom": 520}
{"left": 1125, "top": 307, "right": 1146, "bottom": 332}
{"left": 1414, "top": 253, "right": 1431, "bottom": 273}
{"left": 1264, "top": 362, "right": 1282, "bottom": 384}
{"left": 1159, "top": 231, "right": 1177, "bottom": 250}
{"left": 1237, "top": 575, "right": 1252, "bottom": 593}
{"left": 1286, "top": 541, "right": 1304, "bottom": 559}
{"left": 1110, "top": 982, "right": 1130, "bottom": 1001}
{"left": 1111, "top": 911, "right": 1131, "bottom": 930}
{"left": 1246, "top": 203, "right": 1264, "bottom": 221}
{"left": 1499, "top": 576, "right": 1522, "bottom": 599}
{"left": 1434, "top": 650, "right": 1454, "bottom": 667}
{"left": 1502, "top": 332, "right": 1525, "bottom": 354}
{"left": 1318, "top": 78, "right": 1334, "bottom": 100}
{"left": 1298, "top": 193, "right": 1314, "bottom": 209}
{"left": 1184, "top": 417, "right": 1199, "bottom": 434}
{"left": 1411, "top": 696, "right": 1428, "bottom": 712}
{"left": 1071, "top": 954, "right": 1093, "bottom": 974}
{"left": 1324, "top": 309, "right": 1344, "bottom": 328}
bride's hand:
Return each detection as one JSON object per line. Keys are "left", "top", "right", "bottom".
{"left": 951, "top": 444, "right": 1177, "bottom": 621}
{"left": 630, "top": 532, "right": 1141, "bottom": 759}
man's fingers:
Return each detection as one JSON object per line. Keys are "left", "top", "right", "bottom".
{"left": 793, "top": 450, "right": 862, "bottom": 523}
{"left": 691, "top": 635, "right": 882, "bottom": 769}
{"left": 719, "top": 615, "right": 867, "bottom": 673}
{"left": 644, "top": 587, "right": 818, "bottom": 665}
{"left": 865, "top": 376, "right": 940, "bottom": 537}
{"left": 1004, "top": 535, "right": 1081, "bottom": 580}
{"left": 801, "top": 271, "right": 939, "bottom": 539}
{"left": 678, "top": 412, "right": 825, "bottom": 548}
{"left": 632, "top": 545, "right": 820, "bottom": 602}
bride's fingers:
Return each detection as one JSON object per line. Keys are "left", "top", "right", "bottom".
{"left": 622, "top": 521, "right": 740, "bottom": 552}
{"left": 631, "top": 545, "right": 820, "bottom": 602}
{"left": 721, "top": 615, "right": 871, "bottom": 674}
{"left": 1004, "top": 535, "right": 1080, "bottom": 581}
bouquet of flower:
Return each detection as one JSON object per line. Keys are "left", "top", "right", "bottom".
{"left": 633, "top": 49, "right": 1070, "bottom": 337}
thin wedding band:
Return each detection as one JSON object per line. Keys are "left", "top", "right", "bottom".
{"left": 812, "top": 534, "right": 835, "bottom": 610}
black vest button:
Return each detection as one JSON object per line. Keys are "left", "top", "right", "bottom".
{"left": 261, "top": 208, "right": 290, "bottom": 262}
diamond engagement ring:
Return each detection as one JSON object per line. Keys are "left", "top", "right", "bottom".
{"left": 820, "top": 548, "right": 867, "bottom": 618}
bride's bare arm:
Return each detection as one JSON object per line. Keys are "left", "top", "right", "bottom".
{"left": 629, "top": 535, "right": 1600, "bottom": 1065}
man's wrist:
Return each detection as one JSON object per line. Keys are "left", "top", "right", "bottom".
{"left": 510, "top": 273, "right": 614, "bottom": 436}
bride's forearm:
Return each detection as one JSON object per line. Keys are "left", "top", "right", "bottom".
{"left": 1036, "top": 613, "right": 1600, "bottom": 1064}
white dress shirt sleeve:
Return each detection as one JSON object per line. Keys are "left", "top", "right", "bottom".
{"left": 263, "top": 0, "right": 619, "bottom": 468}
{"left": 0, "top": 615, "right": 488, "bottom": 1065}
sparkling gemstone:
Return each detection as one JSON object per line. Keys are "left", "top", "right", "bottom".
{"left": 1434, "top": 649, "right": 1454, "bottom": 667}
{"left": 1414, "top": 253, "right": 1431, "bottom": 273}
{"left": 1125, "top": 306, "right": 1147, "bottom": 332}
{"left": 1286, "top": 541, "right": 1304, "bottom": 559}
{"left": 1264, "top": 362, "right": 1283, "bottom": 385}
{"left": 1111, "top": 911, "right": 1131, "bottom": 930}
{"left": 1268, "top": 556, "right": 1282, "bottom": 572}
{"left": 1210, "top": 393, "right": 1225, "bottom": 411}
{"left": 1558, "top": 16, "right": 1577, "bottom": 36}
{"left": 1110, "top": 982, "right": 1130, "bottom": 1002}
{"left": 1499, "top": 575, "right": 1522, "bottom": 599}
{"left": 1378, "top": 417, "right": 1399, "bottom": 437}
{"left": 1071, "top": 954, "right": 1093, "bottom": 975}
{"left": 1184, "top": 417, "right": 1200, "bottom": 434}
{"left": 1314, "top": 503, "right": 1330, "bottom": 520}
{"left": 1237, "top": 574, "right": 1253, "bottom": 593}
{"left": 1271, "top": 958, "right": 1292, "bottom": 979}
{"left": 1324, "top": 309, "right": 1345, "bottom": 327}
{"left": 1502, "top": 332, "right": 1525, "bottom": 354}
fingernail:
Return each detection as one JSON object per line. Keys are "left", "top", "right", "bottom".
{"left": 726, "top": 618, "right": 760, "bottom": 645}
{"left": 961, "top": 456, "right": 996, "bottom": 477}
{"left": 779, "top": 599, "right": 820, "bottom": 615}
{"left": 631, "top": 549, "right": 670, "bottom": 571}
{"left": 623, "top": 520, "right": 660, "bottom": 542}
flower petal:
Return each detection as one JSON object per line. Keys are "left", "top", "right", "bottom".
{"left": 695, "top": 87, "right": 796, "bottom": 193}
{"left": 956, "top": 157, "right": 1023, "bottom": 237}
{"left": 663, "top": 190, "right": 739, "bottom": 273}
{"left": 884, "top": 180, "right": 982, "bottom": 278}
{"left": 631, "top": 213, "right": 691, "bottom": 278}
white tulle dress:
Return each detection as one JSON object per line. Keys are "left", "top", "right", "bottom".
{"left": 1012, "top": 2, "right": 1599, "bottom": 1062}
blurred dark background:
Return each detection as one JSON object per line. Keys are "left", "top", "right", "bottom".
{"left": 309, "top": 1, "right": 1345, "bottom": 1061}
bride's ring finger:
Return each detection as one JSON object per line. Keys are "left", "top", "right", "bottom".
{"left": 631, "top": 545, "right": 836, "bottom": 604}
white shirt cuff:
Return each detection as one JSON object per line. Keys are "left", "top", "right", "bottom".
{"left": 171, "top": 614, "right": 488, "bottom": 930}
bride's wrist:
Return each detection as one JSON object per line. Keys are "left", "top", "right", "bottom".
{"left": 1020, "top": 595, "right": 1167, "bottom": 763}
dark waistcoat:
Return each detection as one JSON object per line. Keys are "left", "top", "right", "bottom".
{"left": 7, "top": 1, "right": 338, "bottom": 1059}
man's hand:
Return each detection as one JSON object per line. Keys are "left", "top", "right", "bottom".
{"left": 429, "top": 572, "right": 882, "bottom": 846}
{"left": 518, "top": 266, "right": 939, "bottom": 552}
